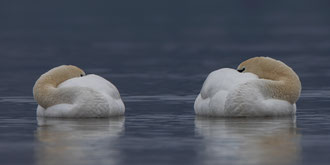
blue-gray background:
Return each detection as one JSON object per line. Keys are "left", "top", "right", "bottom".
{"left": 1, "top": 1, "right": 330, "bottom": 165}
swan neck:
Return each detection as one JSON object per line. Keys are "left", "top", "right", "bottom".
{"left": 263, "top": 75, "right": 301, "bottom": 104}
{"left": 33, "top": 74, "right": 67, "bottom": 109}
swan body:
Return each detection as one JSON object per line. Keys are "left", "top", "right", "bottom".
{"left": 194, "top": 57, "right": 301, "bottom": 117}
{"left": 33, "top": 65, "right": 125, "bottom": 118}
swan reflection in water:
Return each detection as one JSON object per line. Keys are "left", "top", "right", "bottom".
{"left": 195, "top": 117, "right": 300, "bottom": 165}
{"left": 35, "top": 117, "right": 124, "bottom": 165}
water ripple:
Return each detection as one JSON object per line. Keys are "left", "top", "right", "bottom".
{"left": 0, "top": 96, "right": 35, "bottom": 104}
{"left": 0, "top": 95, "right": 197, "bottom": 104}
{"left": 301, "top": 89, "right": 330, "bottom": 98}
{"left": 122, "top": 95, "right": 196, "bottom": 103}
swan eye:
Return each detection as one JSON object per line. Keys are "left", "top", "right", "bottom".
{"left": 237, "top": 67, "right": 245, "bottom": 73}
{"left": 80, "top": 74, "right": 84, "bottom": 77}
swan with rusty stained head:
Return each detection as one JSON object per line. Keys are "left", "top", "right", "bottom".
{"left": 194, "top": 57, "right": 301, "bottom": 117}
{"left": 33, "top": 65, "right": 125, "bottom": 117}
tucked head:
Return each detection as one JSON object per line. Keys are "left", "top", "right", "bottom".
{"left": 236, "top": 57, "right": 301, "bottom": 103}
{"left": 33, "top": 65, "right": 86, "bottom": 108}
{"left": 237, "top": 57, "right": 294, "bottom": 80}
{"left": 46, "top": 65, "right": 86, "bottom": 83}
{"left": 63, "top": 65, "right": 86, "bottom": 77}
{"left": 35, "top": 65, "right": 86, "bottom": 88}
{"left": 53, "top": 65, "right": 85, "bottom": 78}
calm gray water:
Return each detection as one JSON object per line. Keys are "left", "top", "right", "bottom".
{"left": 1, "top": 1, "right": 330, "bottom": 165}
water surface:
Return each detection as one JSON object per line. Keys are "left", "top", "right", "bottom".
{"left": 1, "top": 1, "right": 330, "bottom": 165}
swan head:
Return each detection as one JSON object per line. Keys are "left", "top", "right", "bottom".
{"left": 53, "top": 65, "right": 86, "bottom": 80}
{"left": 33, "top": 65, "right": 86, "bottom": 108}
{"left": 237, "top": 57, "right": 296, "bottom": 80}
{"left": 41, "top": 65, "right": 86, "bottom": 84}
{"left": 236, "top": 57, "right": 301, "bottom": 103}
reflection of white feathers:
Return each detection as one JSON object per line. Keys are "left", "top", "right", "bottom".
{"left": 37, "top": 74, "right": 125, "bottom": 117}
{"left": 36, "top": 117, "right": 125, "bottom": 165}
{"left": 195, "top": 117, "right": 300, "bottom": 165}
{"left": 194, "top": 68, "right": 296, "bottom": 117}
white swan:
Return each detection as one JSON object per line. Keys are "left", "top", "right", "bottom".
{"left": 33, "top": 65, "right": 125, "bottom": 117}
{"left": 194, "top": 57, "right": 301, "bottom": 117}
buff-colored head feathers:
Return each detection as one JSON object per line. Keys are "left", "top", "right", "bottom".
{"left": 237, "top": 57, "right": 301, "bottom": 104}
{"left": 237, "top": 57, "right": 295, "bottom": 80}
{"left": 33, "top": 65, "right": 86, "bottom": 108}
{"left": 45, "top": 65, "right": 86, "bottom": 83}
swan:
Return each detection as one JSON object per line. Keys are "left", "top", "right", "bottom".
{"left": 33, "top": 65, "right": 125, "bottom": 117}
{"left": 194, "top": 57, "right": 301, "bottom": 117}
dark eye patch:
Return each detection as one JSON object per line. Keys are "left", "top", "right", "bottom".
{"left": 80, "top": 74, "right": 84, "bottom": 77}
{"left": 237, "top": 67, "right": 245, "bottom": 73}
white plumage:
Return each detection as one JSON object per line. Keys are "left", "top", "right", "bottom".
{"left": 37, "top": 74, "right": 125, "bottom": 118}
{"left": 194, "top": 68, "right": 296, "bottom": 117}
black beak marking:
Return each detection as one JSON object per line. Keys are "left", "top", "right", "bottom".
{"left": 237, "top": 68, "right": 245, "bottom": 73}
